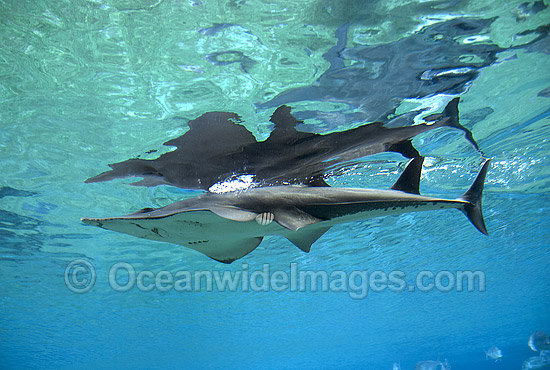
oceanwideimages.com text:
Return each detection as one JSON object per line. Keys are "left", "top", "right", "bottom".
{"left": 65, "top": 260, "right": 486, "bottom": 299}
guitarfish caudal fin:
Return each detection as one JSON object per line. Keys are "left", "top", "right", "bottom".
{"left": 422, "top": 98, "right": 482, "bottom": 153}
{"left": 442, "top": 98, "right": 481, "bottom": 153}
{"left": 458, "top": 159, "right": 491, "bottom": 235}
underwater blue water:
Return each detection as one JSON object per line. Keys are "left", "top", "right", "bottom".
{"left": 1, "top": 0, "right": 550, "bottom": 369}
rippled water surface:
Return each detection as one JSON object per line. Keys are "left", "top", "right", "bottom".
{"left": 1, "top": 0, "right": 549, "bottom": 369}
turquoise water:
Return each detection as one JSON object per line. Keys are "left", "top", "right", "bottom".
{"left": 1, "top": 0, "right": 550, "bottom": 369}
